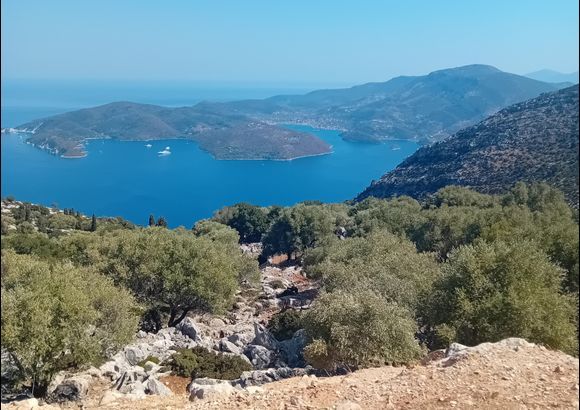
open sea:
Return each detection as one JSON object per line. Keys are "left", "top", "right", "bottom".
{"left": 1, "top": 82, "right": 417, "bottom": 227}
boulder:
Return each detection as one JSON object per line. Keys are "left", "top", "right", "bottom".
{"left": 1, "top": 350, "right": 21, "bottom": 389}
{"left": 227, "top": 333, "right": 248, "bottom": 348}
{"left": 251, "top": 323, "right": 279, "bottom": 351}
{"left": 99, "top": 390, "right": 125, "bottom": 406}
{"left": 118, "top": 379, "right": 146, "bottom": 396}
{"left": 144, "top": 377, "right": 173, "bottom": 396}
{"left": 208, "top": 317, "right": 226, "bottom": 330}
{"left": 232, "top": 367, "right": 312, "bottom": 388}
{"left": 244, "top": 345, "right": 275, "bottom": 369}
{"left": 176, "top": 318, "right": 203, "bottom": 343}
{"left": 279, "top": 329, "right": 307, "bottom": 368}
{"left": 124, "top": 346, "right": 146, "bottom": 366}
{"left": 188, "top": 379, "right": 237, "bottom": 401}
{"left": 46, "top": 375, "right": 91, "bottom": 403}
{"left": 99, "top": 359, "right": 129, "bottom": 381}
{"left": 445, "top": 343, "right": 469, "bottom": 358}
{"left": 220, "top": 338, "right": 242, "bottom": 355}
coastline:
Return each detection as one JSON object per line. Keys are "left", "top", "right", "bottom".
{"left": 214, "top": 149, "right": 334, "bottom": 162}
{"left": 61, "top": 153, "right": 88, "bottom": 159}
{"left": 16, "top": 134, "right": 335, "bottom": 162}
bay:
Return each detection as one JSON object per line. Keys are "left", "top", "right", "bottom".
{"left": 1, "top": 106, "right": 417, "bottom": 228}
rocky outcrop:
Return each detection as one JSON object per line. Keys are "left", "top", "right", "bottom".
{"left": 279, "top": 329, "right": 307, "bottom": 368}
{"left": 46, "top": 375, "right": 92, "bottom": 403}
{"left": 188, "top": 378, "right": 239, "bottom": 401}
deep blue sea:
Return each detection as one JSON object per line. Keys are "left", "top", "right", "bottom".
{"left": 1, "top": 84, "right": 417, "bottom": 227}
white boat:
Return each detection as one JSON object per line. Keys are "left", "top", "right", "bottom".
{"left": 157, "top": 147, "right": 171, "bottom": 156}
{"left": 145, "top": 144, "right": 152, "bottom": 148}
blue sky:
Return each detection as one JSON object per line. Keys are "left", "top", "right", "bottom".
{"left": 1, "top": 0, "right": 578, "bottom": 86}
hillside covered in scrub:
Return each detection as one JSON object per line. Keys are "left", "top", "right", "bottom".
{"left": 358, "top": 85, "right": 580, "bottom": 206}
{"left": 1, "top": 182, "right": 579, "bottom": 407}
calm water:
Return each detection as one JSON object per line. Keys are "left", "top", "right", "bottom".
{"left": 1, "top": 99, "right": 417, "bottom": 228}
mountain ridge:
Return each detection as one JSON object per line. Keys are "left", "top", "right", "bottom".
{"left": 525, "top": 69, "right": 579, "bottom": 84}
{"left": 8, "top": 64, "right": 566, "bottom": 159}
{"left": 357, "top": 85, "right": 580, "bottom": 206}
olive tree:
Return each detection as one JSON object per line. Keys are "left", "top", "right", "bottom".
{"left": 212, "top": 203, "right": 270, "bottom": 243}
{"left": 304, "top": 231, "right": 440, "bottom": 312}
{"left": 1, "top": 251, "right": 138, "bottom": 397}
{"left": 303, "top": 290, "right": 423, "bottom": 370}
{"left": 422, "top": 240, "right": 578, "bottom": 354}
{"left": 87, "top": 227, "right": 256, "bottom": 327}
{"left": 262, "top": 204, "right": 335, "bottom": 259}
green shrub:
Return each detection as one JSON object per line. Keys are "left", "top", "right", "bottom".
{"left": 303, "top": 338, "right": 334, "bottom": 371}
{"left": 303, "top": 290, "right": 423, "bottom": 371}
{"left": 165, "top": 347, "right": 252, "bottom": 380}
{"left": 304, "top": 231, "right": 440, "bottom": 312}
{"left": 137, "top": 355, "right": 160, "bottom": 367}
{"left": 262, "top": 204, "right": 336, "bottom": 259}
{"left": 1, "top": 251, "right": 138, "bottom": 397}
{"left": 267, "top": 309, "right": 304, "bottom": 340}
{"left": 422, "top": 240, "right": 578, "bottom": 355}
{"left": 47, "top": 213, "right": 79, "bottom": 230}
{"left": 212, "top": 203, "right": 270, "bottom": 243}
{"left": 268, "top": 279, "right": 286, "bottom": 289}
{"left": 86, "top": 227, "right": 258, "bottom": 327}
{"left": 349, "top": 196, "right": 424, "bottom": 238}
{"left": 2, "top": 233, "right": 66, "bottom": 261}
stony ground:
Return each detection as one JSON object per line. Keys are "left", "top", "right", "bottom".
{"left": 72, "top": 339, "right": 579, "bottom": 410}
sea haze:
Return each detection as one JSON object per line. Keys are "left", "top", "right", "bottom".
{"left": 1, "top": 85, "right": 417, "bottom": 227}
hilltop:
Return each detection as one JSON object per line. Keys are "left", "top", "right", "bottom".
{"left": 7, "top": 65, "right": 564, "bottom": 159}
{"left": 212, "top": 64, "right": 565, "bottom": 143}
{"left": 358, "top": 85, "right": 580, "bottom": 206}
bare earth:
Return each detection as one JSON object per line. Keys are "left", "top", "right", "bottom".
{"left": 75, "top": 339, "right": 579, "bottom": 410}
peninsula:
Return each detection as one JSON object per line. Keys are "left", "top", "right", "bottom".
{"left": 8, "top": 102, "right": 331, "bottom": 160}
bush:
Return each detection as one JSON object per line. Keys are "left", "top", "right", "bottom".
{"left": 480, "top": 201, "right": 579, "bottom": 294}
{"left": 422, "top": 240, "right": 578, "bottom": 355}
{"left": 304, "top": 231, "right": 440, "bottom": 311}
{"left": 303, "top": 290, "right": 423, "bottom": 371}
{"left": 47, "top": 213, "right": 79, "bottom": 230}
{"left": 267, "top": 310, "right": 304, "bottom": 340}
{"left": 268, "top": 279, "right": 286, "bottom": 289}
{"left": 212, "top": 203, "right": 270, "bottom": 243}
{"left": 1, "top": 251, "right": 138, "bottom": 397}
{"left": 137, "top": 356, "right": 160, "bottom": 367}
{"left": 165, "top": 347, "right": 252, "bottom": 380}
{"left": 262, "top": 204, "right": 336, "bottom": 259}
{"left": 192, "top": 220, "right": 240, "bottom": 246}
{"left": 349, "top": 196, "right": 424, "bottom": 238}
{"left": 2, "top": 233, "right": 66, "bottom": 261}
{"left": 87, "top": 228, "right": 258, "bottom": 327}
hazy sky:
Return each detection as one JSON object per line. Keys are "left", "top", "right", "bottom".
{"left": 2, "top": 0, "right": 578, "bottom": 86}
